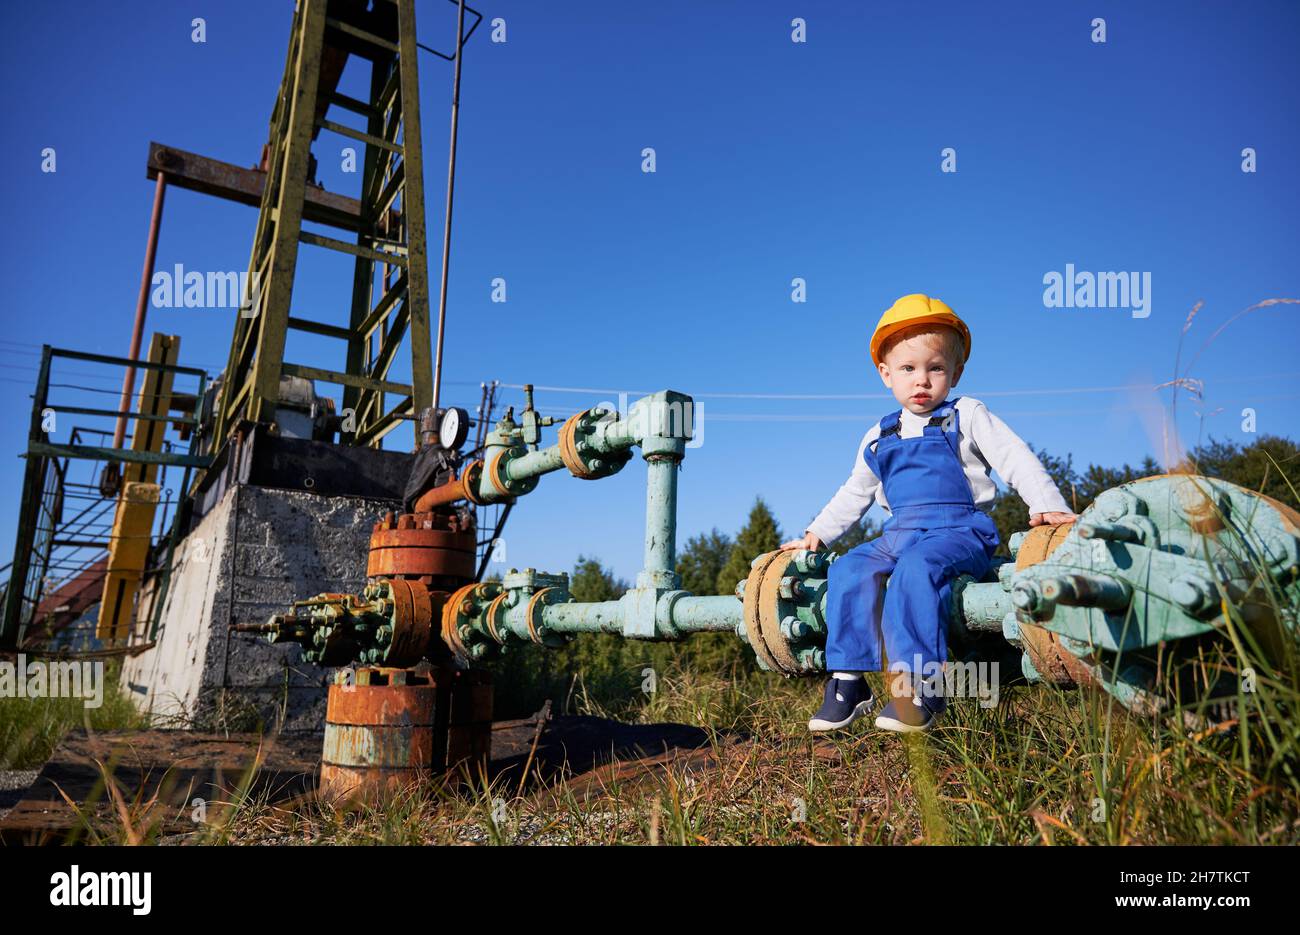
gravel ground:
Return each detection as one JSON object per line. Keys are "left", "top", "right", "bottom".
{"left": 0, "top": 769, "right": 40, "bottom": 821}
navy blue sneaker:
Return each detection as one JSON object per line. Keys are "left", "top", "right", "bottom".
{"left": 875, "top": 693, "right": 946, "bottom": 733}
{"left": 808, "top": 676, "right": 876, "bottom": 732}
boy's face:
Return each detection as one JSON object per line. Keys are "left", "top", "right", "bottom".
{"left": 877, "top": 332, "right": 963, "bottom": 415}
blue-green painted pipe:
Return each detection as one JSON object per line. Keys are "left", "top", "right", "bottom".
{"left": 543, "top": 599, "right": 624, "bottom": 635}
{"left": 662, "top": 595, "right": 742, "bottom": 632}
{"left": 506, "top": 445, "right": 566, "bottom": 478}
{"left": 644, "top": 457, "right": 678, "bottom": 575}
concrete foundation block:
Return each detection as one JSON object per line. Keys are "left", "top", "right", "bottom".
{"left": 122, "top": 484, "right": 394, "bottom": 731}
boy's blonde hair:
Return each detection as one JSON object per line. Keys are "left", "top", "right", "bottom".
{"left": 878, "top": 323, "right": 967, "bottom": 369}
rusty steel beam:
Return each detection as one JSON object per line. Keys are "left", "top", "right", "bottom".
{"left": 111, "top": 171, "right": 167, "bottom": 451}
{"left": 146, "top": 142, "right": 386, "bottom": 233}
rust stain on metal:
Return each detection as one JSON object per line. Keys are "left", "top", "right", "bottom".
{"left": 741, "top": 551, "right": 784, "bottom": 673}
{"left": 1014, "top": 522, "right": 1097, "bottom": 686}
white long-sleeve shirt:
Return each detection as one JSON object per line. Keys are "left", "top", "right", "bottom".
{"left": 805, "top": 396, "right": 1071, "bottom": 547}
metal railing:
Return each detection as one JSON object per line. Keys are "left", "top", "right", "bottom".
{"left": 1, "top": 345, "right": 211, "bottom": 650}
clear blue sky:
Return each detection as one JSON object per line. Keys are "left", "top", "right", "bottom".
{"left": 2, "top": 0, "right": 1298, "bottom": 585}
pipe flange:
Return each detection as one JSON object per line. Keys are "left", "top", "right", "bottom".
{"left": 1013, "top": 522, "right": 1097, "bottom": 686}
{"left": 559, "top": 409, "right": 631, "bottom": 480}
{"left": 381, "top": 578, "right": 439, "bottom": 667}
{"left": 441, "top": 581, "right": 500, "bottom": 660}
{"left": 485, "top": 591, "right": 511, "bottom": 644}
{"left": 757, "top": 551, "right": 804, "bottom": 675}
{"left": 741, "top": 551, "right": 785, "bottom": 673}
{"left": 487, "top": 448, "right": 538, "bottom": 499}
{"left": 461, "top": 460, "right": 488, "bottom": 506}
{"left": 525, "top": 587, "right": 566, "bottom": 645}
{"left": 440, "top": 583, "right": 476, "bottom": 658}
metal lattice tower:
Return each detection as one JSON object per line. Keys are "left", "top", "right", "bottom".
{"left": 214, "top": 0, "right": 434, "bottom": 448}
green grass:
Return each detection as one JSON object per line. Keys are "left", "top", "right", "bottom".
{"left": 0, "top": 660, "right": 147, "bottom": 770}
{"left": 173, "top": 655, "right": 1297, "bottom": 845}
{"left": 12, "top": 467, "right": 1299, "bottom": 845}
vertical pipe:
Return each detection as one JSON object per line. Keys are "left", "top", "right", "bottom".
{"left": 113, "top": 171, "right": 168, "bottom": 450}
{"left": 644, "top": 457, "right": 679, "bottom": 574}
{"left": 431, "top": 0, "right": 467, "bottom": 412}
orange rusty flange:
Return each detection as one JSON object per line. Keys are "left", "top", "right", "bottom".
{"left": 558, "top": 410, "right": 598, "bottom": 479}
{"left": 487, "top": 449, "right": 517, "bottom": 499}
{"left": 1014, "top": 522, "right": 1098, "bottom": 686}
{"left": 368, "top": 513, "right": 476, "bottom": 581}
{"left": 441, "top": 582, "right": 487, "bottom": 658}
{"left": 757, "top": 551, "right": 802, "bottom": 674}
{"left": 462, "top": 460, "right": 488, "bottom": 505}
{"left": 384, "top": 578, "right": 437, "bottom": 666}
{"left": 484, "top": 591, "right": 511, "bottom": 644}
{"left": 741, "top": 550, "right": 786, "bottom": 673}
{"left": 525, "top": 587, "right": 560, "bottom": 644}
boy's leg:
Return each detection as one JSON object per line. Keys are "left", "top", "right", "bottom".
{"left": 823, "top": 528, "right": 915, "bottom": 673}
{"left": 810, "top": 529, "right": 915, "bottom": 732}
{"left": 878, "top": 526, "right": 996, "bottom": 709}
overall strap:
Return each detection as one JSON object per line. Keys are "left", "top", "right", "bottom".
{"left": 925, "top": 396, "right": 963, "bottom": 459}
{"left": 863, "top": 398, "right": 965, "bottom": 474}
{"left": 863, "top": 408, "right": 903, "bottom": 476}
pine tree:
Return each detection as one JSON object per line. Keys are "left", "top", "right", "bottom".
{"left": 715, "top": 497, "right": 782, "bottom": 596}
{"left": 569, "top": 555, "right": 627, "bottom": 602}
{"left": 826, "top": 516, "right": 883, "bottom": 556}
{"left": 676, "top": 528, "right": 733, "bottom": 595}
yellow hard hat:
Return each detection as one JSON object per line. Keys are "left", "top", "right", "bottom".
{"left": 869, "top": 294, "right": 971, "bottom": 368}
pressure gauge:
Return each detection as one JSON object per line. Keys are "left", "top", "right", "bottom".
{"left": 439, "top": 406, "right": 470, "bottom": 450}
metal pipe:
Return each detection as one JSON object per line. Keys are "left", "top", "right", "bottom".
{"left": 644, "top": 456, "right": 678, "bottom": 574}
{"left": 957, "top": 580, "right": 1015, "bottom": 633}
{"left": 112, "top": 171, "right": 167, "bottom": 450}
{"left": 507, "top": 445, "right": 566, "bottom": 478}
{"left": 543, "top": 599, "right": 624, "bottom": 635}
{"left": 666, "top": 595, "right": 742, "bottom": 632}
{"left": 413, "top": 462, "right": 479, "bottom": 512}
{"left": 538, "top": 593, "right": 743, "bottom": 640}
{"left": 431, "top": 0, "right": 467, "bottom": 412}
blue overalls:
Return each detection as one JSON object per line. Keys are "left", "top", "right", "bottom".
{"left": 824, "top": 396, "right": 1001, "bottom": 676}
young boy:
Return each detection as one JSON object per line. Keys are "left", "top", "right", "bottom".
{"left": 781, "top": 294, "right": 1075, "bottom": 733}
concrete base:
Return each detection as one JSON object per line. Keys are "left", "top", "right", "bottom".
{"left": 122, "top": 484, "right": 395, "bottom": 731}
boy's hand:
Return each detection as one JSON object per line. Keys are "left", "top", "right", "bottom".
{"left": 1029, "top": 511, "right": 1076, "bottom": 526}
{"left": 780, "top": 532, "right": 824, "bottom": 551}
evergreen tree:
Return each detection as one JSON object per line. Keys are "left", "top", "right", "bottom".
{"left": 987, "top": 435, "right": 1298, "bottom": 558}
{"left": 825, "top": 516, "right": 884, "bottom": 556}
{"left": 1187, "top": 434, "right": 1298, "bottom": 509}
{"left": 715, "top": 498, "right": 782, "bottom": 596}
{"left": 569, "top": 555, "right": 627, "bottom": 602}
{"left": 676, "top": 528, "right": 733, "bottom": 595}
